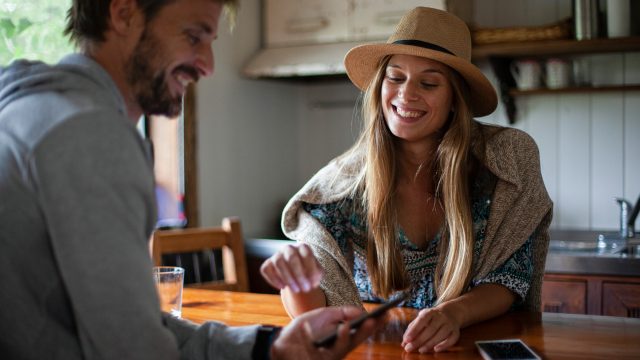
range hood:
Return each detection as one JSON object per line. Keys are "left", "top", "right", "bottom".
{"left": 243, "top": 41, "right": 364, "bottom": 78}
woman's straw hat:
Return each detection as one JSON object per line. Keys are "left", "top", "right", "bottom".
{"left": 344, "top": 7, "right": 497, "bottom": 117}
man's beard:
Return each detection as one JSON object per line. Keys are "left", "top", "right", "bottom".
{"left": 125, "top": 28, "right": 183, "bottom": 118}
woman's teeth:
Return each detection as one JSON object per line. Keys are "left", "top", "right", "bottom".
{"left": 396, "top": 107, "right": 424, "bottom": 118}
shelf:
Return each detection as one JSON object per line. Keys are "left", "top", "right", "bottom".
{"left": 509, "top": 85, "right": 640, "bottom": 96}
{"left": 473, "top": 36, "right": 640, "bottom": 124}
{"left": 472, "top": 36, "right": 640, "bottom": 60}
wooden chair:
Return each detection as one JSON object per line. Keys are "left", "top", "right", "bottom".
{"left": 152, "top": 217, "right": 249, "bottom": 292}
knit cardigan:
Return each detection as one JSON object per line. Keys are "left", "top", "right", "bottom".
{"left": 282, "top": 123, "right": 553, "bottom": 311}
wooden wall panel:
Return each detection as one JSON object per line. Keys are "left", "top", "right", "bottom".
{"left": 624, "top": 53, "right": 640, "bottom": 206}
{"left": 591, "top": 93, "right": 624, "bottom": 229}
{"left": 558, "top": 95, "right": 591, "bottom": 229}
{"left": 527, "top": 95, "right": 560, "bottom": 229}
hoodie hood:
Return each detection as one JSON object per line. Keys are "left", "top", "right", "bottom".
{"left": 0, "top": 54, "right": 126, "bottom": 117}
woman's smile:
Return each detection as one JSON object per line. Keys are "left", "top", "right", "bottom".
{"left": 393, "top": 104, "right": 427, "bottom": 121}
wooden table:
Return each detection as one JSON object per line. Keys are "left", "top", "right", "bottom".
{"left": 182, "top": 288, "right": 640, "bottom": 359}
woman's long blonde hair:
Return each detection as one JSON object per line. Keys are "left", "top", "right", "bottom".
{"left": 346, "top": 55, "right": 476, "bottom": 303}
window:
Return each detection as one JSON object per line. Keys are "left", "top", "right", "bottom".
{"left": 0, "top": 0, "right": 73, "bottom": 64}
{"left": 145, "top": 86, "right": 199, "bottom": 229}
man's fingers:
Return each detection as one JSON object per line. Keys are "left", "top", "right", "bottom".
{"left": 348, "top": 317, "right": 379, "bottom": 345}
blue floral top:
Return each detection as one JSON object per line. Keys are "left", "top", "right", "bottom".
{"left": 303, "top": 173, "right": 532, "bottom": 309}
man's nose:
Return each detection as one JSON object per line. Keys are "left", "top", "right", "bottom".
{"left": 194, "top": 45, "right": 214, "bottom": 78}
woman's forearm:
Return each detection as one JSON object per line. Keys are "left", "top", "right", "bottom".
{"left": 281, "top": 287, "right": 327, "bottom": 318}
{"left": 435, "top": 283, "right": 516, "bottom": 328}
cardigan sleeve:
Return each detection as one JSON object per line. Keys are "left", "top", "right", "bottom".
{"left": 473, "top": 236, "right": 533, "bottom": 303}
{"left": 475, "top": 126, "right": 553, "bottom": 312}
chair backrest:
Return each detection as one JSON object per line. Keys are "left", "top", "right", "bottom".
{"left": 152, "top": 217, "right": 249, "bottom": 292}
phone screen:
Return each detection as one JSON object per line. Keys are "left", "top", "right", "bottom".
{"left": 313, "top": 294, "right": 407, "bottom": 348}
{"left": 475, "top": 339, "right": 541, "bottom": 360}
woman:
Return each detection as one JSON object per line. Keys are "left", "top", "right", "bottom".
{"left": 261, "top": 7, "right": 552, "bottom": 354}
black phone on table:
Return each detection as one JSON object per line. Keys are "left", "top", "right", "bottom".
{"left": 313, "top": 293, "right": 407, "bottom": 348}
{"left": 475, "top": 339, "right": 541, "bottom": 360}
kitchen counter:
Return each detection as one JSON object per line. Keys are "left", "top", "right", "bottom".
{"left": 245, "top": 232, "right": 640, "bottom": 286}
{"left": 545, "top": 230, "right": 640, "bottom": 276}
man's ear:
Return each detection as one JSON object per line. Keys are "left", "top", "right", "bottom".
{"left": 109, "top": 0, "right": 141, "bottom": 35}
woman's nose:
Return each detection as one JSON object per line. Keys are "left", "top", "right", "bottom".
{"left": 398, "top": 81, "right": 419, "bottom": 101}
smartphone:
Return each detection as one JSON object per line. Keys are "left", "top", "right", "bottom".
{"left": 475, "top": 339, "right": 541, "bottom": 360}
{"left": 313, "top": 294, "right": 407, "bottom": 348}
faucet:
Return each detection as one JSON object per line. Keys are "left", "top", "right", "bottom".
{"left": 597, "top": 195, "right": 639, "bottom": 251}
{"left": 629, "top": 194, "right": 640, "bottom": 237}
{"left": 615, "top": 195, "right": 640, "bottom": 239}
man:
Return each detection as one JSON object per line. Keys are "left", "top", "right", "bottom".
{"left": 0, "top": 0, "right": 380, "bottom": 359}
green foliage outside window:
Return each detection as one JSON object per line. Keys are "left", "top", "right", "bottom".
{"left": 0, "top": 0, "right": 74, "bottom": 65}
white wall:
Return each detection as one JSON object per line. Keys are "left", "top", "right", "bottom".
{"left": 196, "top": 0, "right": 640, "bottom": 237}
{"left": 196, "top": 0, "right": 301, "bottom": 237}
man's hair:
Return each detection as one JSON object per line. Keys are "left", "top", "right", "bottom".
{"left": 64, "top": 0, "right": 238, "bottom": 50}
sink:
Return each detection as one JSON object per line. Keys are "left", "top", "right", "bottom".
{"left": 549, "top": 240, "right": 599, "bottom": 252}
{"left": 546, "top": 230, "right": 640, "bottom": 276}
{"left": 548, "top": 234, "right": 640, "bottom": 257}
{"left": 609, "top": 242, "right": 640, "bottom": 256}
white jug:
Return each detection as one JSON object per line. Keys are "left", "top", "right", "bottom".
{"left": 510, "top": 60, "right": 542, "bottom": 90}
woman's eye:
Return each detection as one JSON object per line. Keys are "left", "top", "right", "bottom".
{"left": 385, "top": 75, "right": 404, "bottom": 83}
{"left": 421, "top": 82, "right": 437, "bottom": 88}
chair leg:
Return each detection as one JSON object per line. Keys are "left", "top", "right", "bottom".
{"left": 192, "top": 252, "right": 201, "bottom": 283}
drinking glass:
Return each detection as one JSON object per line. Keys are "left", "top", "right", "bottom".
{"left": 152, "top": 266, "right": 185, "bottom": 318}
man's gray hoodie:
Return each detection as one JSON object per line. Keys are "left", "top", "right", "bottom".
{"left": 0, "top": 54, "right": 258, "bottom": 360}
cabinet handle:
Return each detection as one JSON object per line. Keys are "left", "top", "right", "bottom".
{"left": 286, "top": 17, "right": 328, "bottom": 33}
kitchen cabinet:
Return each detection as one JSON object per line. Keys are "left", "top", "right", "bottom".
{"left": 265, "top": 0, "right": 349, "bottom": 47}
{"left": 471, "top": 36, "right": 640, "bottom": 123}
{"left": 541, "top": 276, "right": 587, "bottom": 314}
{"left": 350, "top": 0, "right": 444, "bottom": 41}
{"left": 602, "top": 282, "right": 640, "bottom": 317}
{"left": 542, "top": 273, "right": 640, "bottom": 317}
{"left": 264, "top": 0, "right": 445, "bottom": 47}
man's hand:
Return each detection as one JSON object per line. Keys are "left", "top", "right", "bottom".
{"left": 271, "top": 306, "right": 382, "bottom": 360}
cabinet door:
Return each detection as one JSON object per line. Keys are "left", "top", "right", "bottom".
{"left": 602, "top": 282, "right": 640, "bottom": 318}
{"left": 265, "top": 0, "right": 349, "bottom": 47}
{"left": 541, "top": 279, "right": 587, "bottom": 314}
{"left": 350, "top": 0, "right": 446, "bottom": 41}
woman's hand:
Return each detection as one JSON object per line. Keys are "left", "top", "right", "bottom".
{"left": 401, "top": 307, "right": 460, "bottom": 353}
{"left": 260, "top": 243, "right": 323, "bottom": 293}
{"left": 401, "top": 284, "right": 516, "bottom": 353}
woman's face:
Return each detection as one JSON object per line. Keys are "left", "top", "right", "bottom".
{"left": 381, "top": 54, "right": 454, "bottom": 143}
